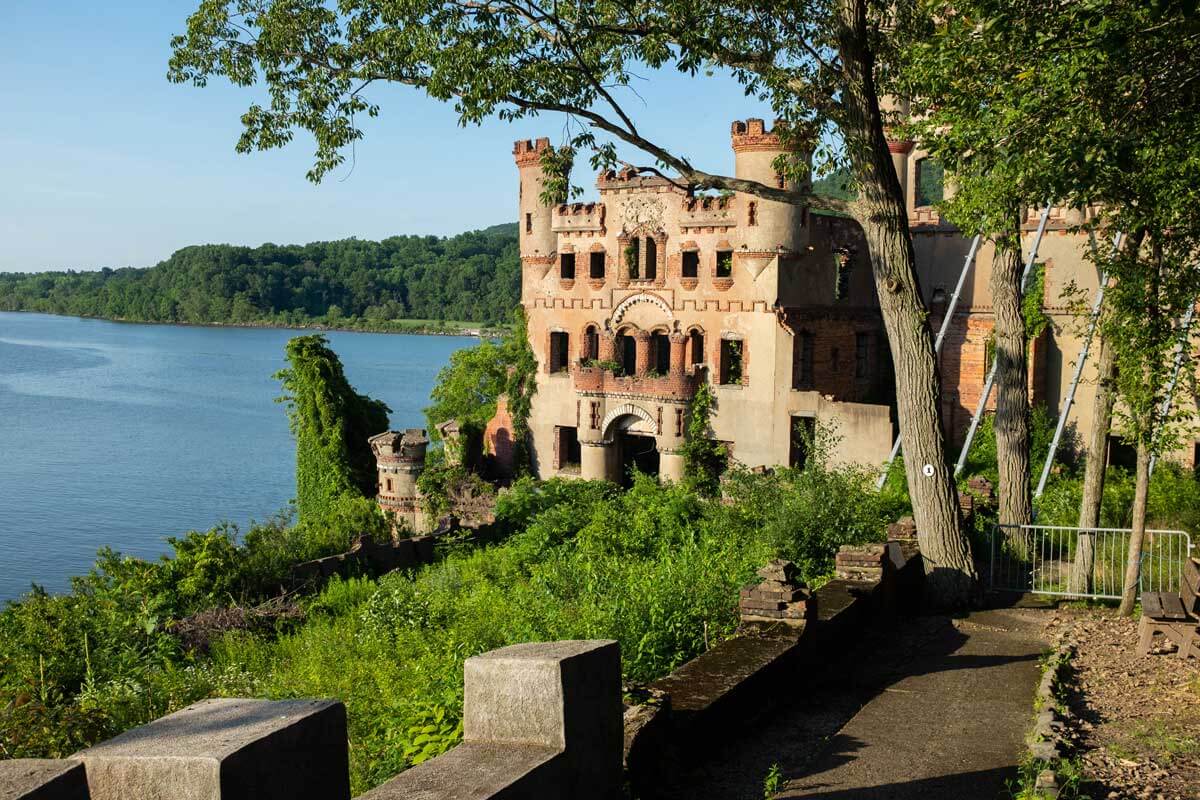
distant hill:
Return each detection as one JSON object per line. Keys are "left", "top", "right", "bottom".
{"left": 0, "top": 223, "right": 521, "bottom": 328}
{"left": 813, "top": 168, "right": 855, "bottom": 202}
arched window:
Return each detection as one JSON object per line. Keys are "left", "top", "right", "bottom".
{"left": 616, "top": 329, "right": 637, "bottom": 376}
{"left": 651, "top": 331, "right": 670, "bottom": 374}
{"left": 644, "top": 237, "right": 658, "bottom": 280}
{"left": 689, "top": 329, "right": 705, "bottom": 366}
{"left": 625, "top": 238, "right": 641, "bottom": 279}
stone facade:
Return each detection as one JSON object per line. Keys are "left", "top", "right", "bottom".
{"left": 516, "top": 121, "right": 895, "bottom": 483}
{"left": 512, "top": 117, "right": 1199, "bottom": 484}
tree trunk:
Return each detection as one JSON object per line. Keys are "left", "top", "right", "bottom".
{"left": 1069, "top": 330, "right": 1116, "bottom": 594}
{"left": 990, "top": 215, "right": 1032, "bottom": 543}
{"left": 1118, "top": 438, "right": 1151, "bottom": 616}
{"left": 836, "top": 0, "right": 978, "bottom": 608}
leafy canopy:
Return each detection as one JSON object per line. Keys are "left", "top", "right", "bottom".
{"left": 167, "top": 0, "right": 911, "bottom": 208}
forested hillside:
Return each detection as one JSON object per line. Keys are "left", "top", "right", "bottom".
{"left": 0, "top": 223, "right": 519, "bottom": 328}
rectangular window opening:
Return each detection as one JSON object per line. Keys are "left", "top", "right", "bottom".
{"left": 589, "top": 251, "right": 605, "bottom": 279}
{"left": 682, "top": 251, "right": 699, "bottom": 279}
{"left": 550, "top": 331, "right": 570, "bottom": 373}
{"left": 915, "top": 158, "right": 945, "bottom": 207}
{"left": 719, "top": 339, "right": 743, "bottom": 385}
{"left": 560, "top": 253, "right": 576, "bottom": 280}
{"left": 525, "top": 213, "right": 532, "bottom": 234}
{"left": 626, "top": 238, "right": 641, "bottom": 280}
{"left": 556, "top": 426, "right": 581, "bottom": 470}
{"left": 716, "top": 250, "right": 733, "bottom": 279}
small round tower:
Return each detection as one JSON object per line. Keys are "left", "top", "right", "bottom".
{"left": 369, "top": 428, "right": 430, "bottom": 537}
{"left": 513, "top": 138, "right": 571, "bottom": 279}
{"left": 730, "top": 119, "right": 811, "bottom": 253}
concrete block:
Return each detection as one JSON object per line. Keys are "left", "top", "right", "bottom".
{"left": 74, "top": 698, "right": 349, "bottom": 800}
{"left": 0, "top": 759, "right": 89, "bottom": 800}
{"left": 358, "top": 742, "right": 564, "bottom": 800}
{"left": 464, "top": 640, "right": 622, "bottom": 800}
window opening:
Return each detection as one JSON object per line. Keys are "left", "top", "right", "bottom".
{"left": 590, "top": 251, "right": 605, "bottom": 279}
{"left": 550, "top": 331, "right": 570, "bottom": 373}
{"left": 719, "top": 339, "right": 744, "bottom": 385}
{"left": 625, "top": 238, "right": 641, "bottom": 279}
{"left": 716, "top": 250, "right": 733, "bottom": 279}
{"left": 915, "top": 158, "right": 945, "bottom": 207}
{"left": 682, "top": 251, "right": 699, "bottom": 279}
{"left": 560, "top": 252, "right": 575, "bottom": 280}
{"left": 689, "top": 330, "right": 705, "bottom": 366}
{"left": 644, "top": 237, "right": 658, "bottom": 280}
{"left": 651, "top": 332, "right": 671, "bottom": 375}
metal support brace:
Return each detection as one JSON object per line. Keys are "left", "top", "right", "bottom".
{"left": 954, "top": 204, "right": 1053, "bottom": 477}
{"left": 1148, "top": 302, "right": 1197, "bottom": 478}
{"left": 1033, "top": 232, "right": 1125, "bottom": 499}
{"left": 877, "top": 234, "right": 983, "bottom": 489}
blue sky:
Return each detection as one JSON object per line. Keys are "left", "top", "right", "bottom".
{"left": 0, "top": 1, "right": 773, "bottom": 273}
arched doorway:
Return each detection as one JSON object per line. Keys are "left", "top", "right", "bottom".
{"left": 601, "top": 405, "right": 660, "bottom": 486}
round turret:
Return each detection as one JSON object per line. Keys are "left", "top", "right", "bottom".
{"left": 513, "top": 138, "right": 569, "bottom": 263}
{"left": 730, "top": 119, "right": 811, "bottom": 253}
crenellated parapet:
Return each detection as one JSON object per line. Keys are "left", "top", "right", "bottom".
{"left": 370, "top": 429, "right": 429, "bottom": 536}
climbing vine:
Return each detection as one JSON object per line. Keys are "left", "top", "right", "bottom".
{"left": 1023, "top": 263, "right": 1052, "bottom": 340}
{"left": 681, "top": 382, "right": 727, "bottom": 497}
{"left": 275, "top": 335, "right": 390, "bottom": 523}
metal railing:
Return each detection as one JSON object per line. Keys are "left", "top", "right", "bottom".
{"left": 984, "top": 524, "right": 1194, "bottom": 600}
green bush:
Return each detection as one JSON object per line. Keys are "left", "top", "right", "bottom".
{"left": 2, "top": 461, "right": 897, "bottom": 793}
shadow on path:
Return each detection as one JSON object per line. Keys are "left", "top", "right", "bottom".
{"left": 656, "top": 608, "right": 1048, "bottom": 800}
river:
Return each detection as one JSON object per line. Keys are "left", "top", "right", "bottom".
{"left": 0, "top": 312, "right": 475, "bottom": 601}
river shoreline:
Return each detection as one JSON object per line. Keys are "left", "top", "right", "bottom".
{"left": 0, "top": 309, "right": 505, "bottom": 338}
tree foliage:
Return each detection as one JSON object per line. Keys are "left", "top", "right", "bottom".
{"left": 276, "top": 335, "right": 391, "bottom": 522}
{"left": 0, "top": 224, "right": 519, "bottom": 327}
{"left": 424, "top": 308, "right": 538, "bottom": 469}
{"left": 680, "top": 382, "right": 725, "bottom": 497}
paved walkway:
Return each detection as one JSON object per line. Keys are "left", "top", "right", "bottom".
{"left": 663, "top": 608, "right": 1049, "bottom": 800}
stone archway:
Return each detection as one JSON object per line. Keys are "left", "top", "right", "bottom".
{"left": 598, "top": 403, "right": 660, "bottom": 486}
{"left": 600, "top": 403, "right": 655, "bottom": 442}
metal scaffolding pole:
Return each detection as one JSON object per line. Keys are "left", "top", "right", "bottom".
{"left": 1148, "top": 302, "right": 1197, "bottom": 478}
{"left": 953, "top": 204, "right": 1053, "bottom": 477}
{"left": 876, "top": 233, "right": 983, "bottom": 489}
{"left": 1033, "top": 232, "right": 1125, "bottom": 499}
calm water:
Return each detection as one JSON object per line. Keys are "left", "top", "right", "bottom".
{"left": 0, "top": 312, "right": 474, "bottom": 601}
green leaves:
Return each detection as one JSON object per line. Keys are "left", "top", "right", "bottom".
{"left": 276, "top": 335, "right": 390, "bottom": 522}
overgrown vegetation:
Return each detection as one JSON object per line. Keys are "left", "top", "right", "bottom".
{"left": 0, "top": 453, "right": 894, "bottom": 792}
{"left": 0, "top": 223, "right": 519, "bottom": 328}
{"left": 424, "top": 309, "right": 538, "bottom": 471}
{"left": 680, "top": 382, "right": 726, "bottom": 497}
{"left": 275, "top": 335, "right": 390, "bottom": 522}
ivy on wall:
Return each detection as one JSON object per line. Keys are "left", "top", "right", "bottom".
{"left": 681, "top": 382, "right": 727, "bottom": 497}
{"left": 276, "top": 335, "right": 391, "bottom": 522}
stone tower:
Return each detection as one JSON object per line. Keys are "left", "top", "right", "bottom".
{"left": 369, "top": 428, "right": 429, "bottom": 536}
{"left": 730, "top": 119, "right": 810, "bottom": 255}
{"left": 513, "top": 138, "right": 570, "bottom": 301}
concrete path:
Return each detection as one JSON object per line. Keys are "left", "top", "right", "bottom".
{"left": 662, "top": 608, "right": 1049, "bottom": 800}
